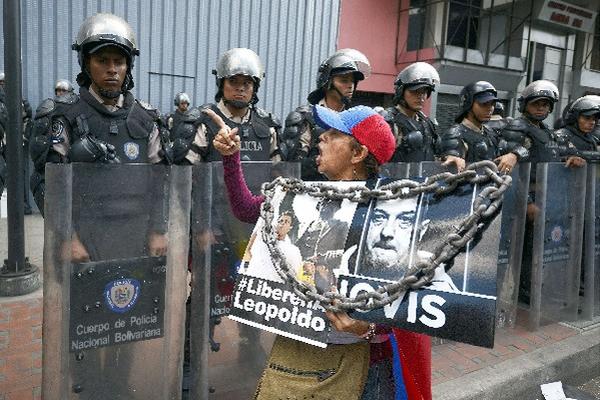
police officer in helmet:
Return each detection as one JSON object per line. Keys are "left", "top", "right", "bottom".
{"left": 54, "top": 79, "right": 74, "bottom": 98}
{"left": 183, "top": 48, "right": 281, "bottom": 163}
{"left": 29, "top": 13, "right": 169, "bottom": 259}
{"left": 385, "top": 62, "right": 440, "bottom": 162}
{"left": 166, "top": 92, "right": 191, "bottom": 129}
{"left": 166, "top": 91, "right": 209, "bottom": 164}
{"left": 279, "top": 48, "right": 371, "bottom": 180}
{"left": 440, "top": 81, "right": 526, "bottom": 172}
{"left": 499, "top": 80, "right": 585, "bottom": 169}
{"left": 555, "top": 95, "right": 600, "bottom": 153}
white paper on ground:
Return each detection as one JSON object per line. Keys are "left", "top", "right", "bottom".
{"left": 541, "top": 381, "right": 577, "bottom": 400}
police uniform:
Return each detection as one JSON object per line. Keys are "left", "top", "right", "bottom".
{"left": 555, "top": 125, "right": 598, "bottom": 153}
{"left": 193, "top": 100, "right": 281, "bottom": 162}
{"left": 29, "top": 85, "right": 164, "bottom": 219}
{"left": 439, "top": 119, "right": 499, "bottom": 162}
{"left": 167, "top": 106, "right": 204, "bottom": 165}
{"left": 386, "top": 104, "right": 438, "bottom": 162}
{"left": 281, "top": 98, "right": 330, "bottom": 181}
{"left": 499, "top": 117, "right": 560, "bottom": 165}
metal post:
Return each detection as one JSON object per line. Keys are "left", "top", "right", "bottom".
{"left": 0, "top": 0, "right": 40, "bottom": 296}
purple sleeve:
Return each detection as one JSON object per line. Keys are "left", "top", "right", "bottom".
{"left": 222, "top": 152, "right": 265, "bottom": 224}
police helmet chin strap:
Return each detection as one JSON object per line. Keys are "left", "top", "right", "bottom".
{"left": 329, "top": 81, "right": 353, "bottom": 109}
{"left": 223, "top": 99, "right": 250, "bottom": 109}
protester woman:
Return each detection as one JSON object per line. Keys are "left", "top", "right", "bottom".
{"left": 212, "top": 105, "right": 432, "bottom": 399}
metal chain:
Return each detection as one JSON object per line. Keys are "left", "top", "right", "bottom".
{"left": 258, "top": 160, "right": 512, "bottom": 313}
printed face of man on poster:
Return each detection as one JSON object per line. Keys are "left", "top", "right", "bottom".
{"left": 360, "top": 197, "right": 419, "bottom": 278}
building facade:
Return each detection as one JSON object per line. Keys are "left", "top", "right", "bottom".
{"left": 338, "top": 0, "right": 600, "bottom": 132}
{"left": 0, "top": 0, "right": 341, "bottom": 120}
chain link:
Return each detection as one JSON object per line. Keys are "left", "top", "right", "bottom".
{"left": 258, "top": 161, "right": 512, "bottom": 313}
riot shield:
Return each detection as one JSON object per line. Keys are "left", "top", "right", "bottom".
{"left": 189, "top": 161, "right": 300, "bottom": 399}
{"left": 585, "top": 164, "right": 599, "bottom": 319}
{"left": 414, "top": 160, "right": 525, "bottom": 329}
{"left": 42, "top": 163, "right": 191, "bottom": 400}
{"left": 528, "top": 163, "right": 586, "bottom": 330}
{"left": 380, "top": 162, "right": 410, "bottom": 179}
{"left": 495, "top": 164, "right": 530, "bottom": 328}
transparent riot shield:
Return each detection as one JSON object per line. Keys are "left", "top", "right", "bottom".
{"left": 585, "top": 164, "right": 599, "bottom": 319}
{"left": 190, "top": 161, "right": 300, "bottom": 399}
{"left": 412, "top": 162, "right": 533, "bottom": 328}
{"left": 42, "top": 163, "right": 191, "bottom": 400}
{"left": 410, "top": 162, "right": 488, "bottom": 296}
{"left": 494, "top": 164, "right": 530, "bottom": 328}
{"left": 380, "top": 162, "right": 410, "bottom": 179}
{"left": 528, "top": 163, "right": 586, "bottom": 330}
{"left": 409, "top": 160, "right": 458, "bottom": 177}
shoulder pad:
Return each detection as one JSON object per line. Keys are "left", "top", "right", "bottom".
{"left": 136, "top": 100, "right": 160, "bottom": 119}
{"left": 55, "top": 92, "right": 79, "bottom": 104}
{"left": 184, "top": 107, "right": 202, "bottom": 122}
{"left": 137, "top": 99, "right": 156, "bottom": 111}
{"left": 444, "top": 124, "right": 465, "bottom": 139}
{"left": 295, "top": 104, "right": 312, "bottom": 115}
{"left": 34, "top": 98, "right": 56, "bottom": 119}
{"left": 506, "top": 118, "right": 530, "bottom": 131}
{"left": 384, "top": 107, "right": 397, "bottom": 124}
{"left": 285, "top": 110, "right": 305, "bottom": 127}
{"left": 254, "top": 107, "right": 281, "bottom": 128}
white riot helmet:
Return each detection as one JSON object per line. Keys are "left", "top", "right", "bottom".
{"left": 55, "top": 79, "right": 74, "bottom": 94}
{"left": 213, "top": 48, "right": 264, "bottom": 106}
{"left": 174, "top": 92, "right": 191, "bottom": 107}
{"left": 393, "top": 62, "right": 440, "bottom": 105}
{"left": 72, "top": 13, "right": 139, "bottom": 92}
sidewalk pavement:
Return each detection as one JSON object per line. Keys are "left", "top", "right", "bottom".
{"left": 1, "top": 214, "right": 599, "bottom": 399}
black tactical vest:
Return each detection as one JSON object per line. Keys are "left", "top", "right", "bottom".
{"left": 458, "top": 124, "right": 498, "bottom": 162}
{"left": 518, "top": 118, "right": 560, "bottom": 163}
{"left": 557, "top": 126, "right": 597, "bottom": 152}
{"left": 387, "top": 107, "right": 437, "bottom": 162}
{"left": 57, "top": 88, "right": 155, "bottom": 164}
{"left": 203, "top": 103, "right": 275, "bottom": 161}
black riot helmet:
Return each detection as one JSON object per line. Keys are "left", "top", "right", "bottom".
{"left": 455, "top": 81, "right": 498, "bottom": 123}
{"left": 307, "top": 48, "right": 371, "bottom": 106}
{"left": 212, "top": 48, "right": 264, "bottom": 107}
{"left": 393, "top": 62, "right": 440, "bottom": 106}
{"left": 517, "top": 80, "right": 559, "bottom": 120}
{"left": 493, "top": 101, "right": 504, "bottom": 117}
{"left": 72, "top": 13, "right": 139, "bottom": 93}
{"left": 564, "top": 95, "right": 600, "bottom": 126}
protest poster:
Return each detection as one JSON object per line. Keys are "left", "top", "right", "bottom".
{"left": 229, "top": 177, "right": 502, "bottom": 348}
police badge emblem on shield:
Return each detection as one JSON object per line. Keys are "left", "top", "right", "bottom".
{"left": 104, "top": 279, "right": 141, "bottom": 313}
{"left": 124, "top": 141, "right": 140, "bottom": 160}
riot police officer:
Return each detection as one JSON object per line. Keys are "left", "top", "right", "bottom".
{"left": 166, "top": 92, "right": 191, "bottom": 130}
{"left": 164, "top": 92, "right": 206, "bottom": 165}
{"left": 386, "top": 62, "right": 440, "bottom": 162}
{"left": 555, "top": 95, "right": 600, "bottom": 153}
{"left": 440, "top": 81, "right": 527, "bottom": 172}
{"left": 279, "top": 48, "right": 371, "bottom": 180}
{"left": 176, "top": 48, "right": 280, "bottom": 164}
{"left": 54, "top": 79, "right": 74, "bottom": 98}
{"left": 499, "top": 80, "right": 584, "bottom": 169}
{"left": 485, "top": 101, "right": 511, "bottom": 133}
{"left": 29, "top": 13, "right": 168, "bottom": 256}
